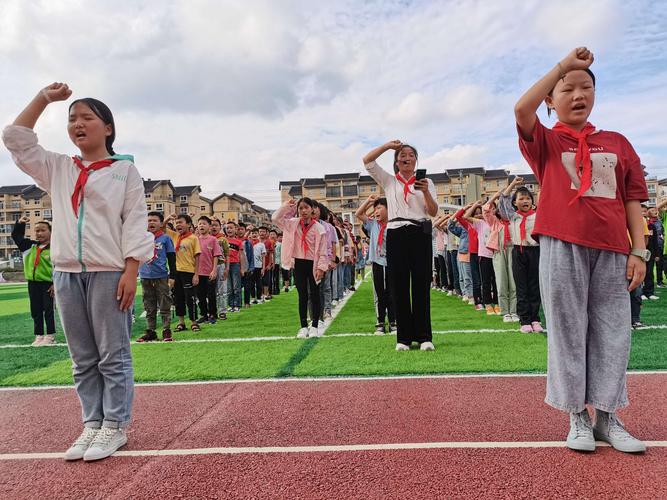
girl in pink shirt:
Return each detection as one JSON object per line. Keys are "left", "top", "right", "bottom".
{"left": 272, "top": 197, "right": 329, "bottom": 338}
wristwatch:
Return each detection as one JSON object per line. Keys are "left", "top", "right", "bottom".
{"left": 630, "top": 248, "right": 651, "bottom": 262}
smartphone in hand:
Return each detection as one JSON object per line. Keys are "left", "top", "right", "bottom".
{"left": 415, "top": 169, "right": 426, "bottom": 180}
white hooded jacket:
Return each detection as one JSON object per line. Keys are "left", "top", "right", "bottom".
{"left": 2, "top": 125, "right": 154, "bottom": 272}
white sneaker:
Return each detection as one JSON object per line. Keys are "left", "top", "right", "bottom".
{"left": 641, "top": 295, "right": 648, "bottom": 301}
{"left": 83, "top": 426, "right": 127, "bottom": 461}
{"left": 566, "top": 410, "right": 595, "bottom": 452}
{"left": 593, "top": 411, "right": 646, "bottom": 453}
{"left": 395, "top": 343, "right": 410, "bottom": 351}
{"left": 419, "top": 341, "right": 435, "bottom": 351}
{"left": 64, "top": 427, "right": 99, "bottom": 460}
{"left": 510, "top": 314, "right": 520, "bottom": 322}
{"left": 31, "top": 336, "right": 45, "bottom": 347}
{"left": 296, "top": 327, "right": 309, "bottom": 339}
{"left": 332, "top": 300, "right": 338, "bottom": 307}
{"left": 309, "top": 326, "right": 323, "bottom": 338}
{"left": 139, "top": 310, "right": 147, "bottom": 318}
{"left": 502, "top": 314, "right": 513, "bottom": 323}
{"left": 389, "top": 323, "right": 397, "bottom": 333}
{"left": 41, "top": 334, "right": 56, "bottom": 345}
{"left": 648, "top": 295, "right": 659, "bottom": 300}
{"left": 447, "top": 290, "right": 453, "bottom": 296}
{"left": 374, "top": 325, "right": 385, "bottom": 336}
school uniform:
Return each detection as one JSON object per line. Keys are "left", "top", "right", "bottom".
{"left": 482, "top": 205, "right": 516, "bottom": 317}
{"left": 251, "top": 241, "right": 266, "bottom": 300}
{"left": 448, "top": 219, "right": 472, "bottom": 299}
{"left": 445, "top": 228, "right": 461, "bottom": 294}
{"left": 11, "top": 221, "right": 55, "bottom": 337}
{"left": 167, "top": 228, "right": 201, "bottom": 322}
{"left": 471, "top": 218, "right": 498, "bottom": 306}
{"left": 518, "top": 117, "right": 648, "bottom": 413}
{"left": 364, "top": 218, "right": 395, "bottom": 330}
{"left": 3, "top": 124, "right": 153, "bottom": 429}
{"left": 365, "top": 161, "right": 436, "bottom": 345}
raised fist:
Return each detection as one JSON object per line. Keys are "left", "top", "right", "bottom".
{"left": 41, "top": 82, "right": 72, "bottom": 103}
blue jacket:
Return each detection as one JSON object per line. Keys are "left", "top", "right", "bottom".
{"left": 447, "top": 220, "right": 469, "bottom": 254}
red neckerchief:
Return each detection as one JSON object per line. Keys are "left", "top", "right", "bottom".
{"left": 518, "top": 209, "right": 536, "bottom": 250}
{"left": 377, "top": 220, "right": 388, "bottom": 249}
{"left": 552, "top": 121, "right": 596, "bottom": 204}
{"left": 71, "top": 157, "right": 114, "bottom": 217}
{"left": 176, "top": 231, "right": 193, "bottom": 252}
{"left": 395, "top": 172, "right": 416, "bottom": 203}
{"left": 33, "top": 244, "right": 49, "bottom": 275}
{"left": 300, "top": 218, "right": 316, "bottom": 254}
{"left": 501, "top": 220, "right": 511, "bottom": 247}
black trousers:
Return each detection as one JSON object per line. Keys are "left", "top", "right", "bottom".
{"left": 479, "top": 256, "right": 498, "bottom": 305}
{"left": 447, "top": 250, "right": 460, "bottom": 293}
{"left": 28, "top": 281, "right": 55, "bottom": 335}
{"left": 470, "top": 253, "right": 482, "bottom": 305}
{"left": 174, "top": 271, "right": 197, "bottom": 321}
{"left": 643, "top": 259, "right": 655, "bottom": 296}
{"left": 282, "top": 269, "right": 291, "bottom": 288}
{"left": 512, "top": 246, "right": 541, "bottom": 325}
{"left": 272, "top": 264, "right": 281, "bottom": 294}
{"left": 630, "top": 285, "right": 643, "bottom": 324}
{"left": 251, "top": 269, "right": 263, "bottom": 299}
{"left": 372, "top": 262, "right": 395, "bottom": 327}
{"left": 294, "top": 258, "right": 320, "bottom": 328}
{"left": 656, "top": 254, "right": 665, "bottom": 285}
{"left": 242, "top": 272, "right": 252, "bottom": 304}
{"left": 196, "top": 275, "right": 216, "bottom": 318}
{"left": 387, "top": 225, "right": 432, "bottom": 345}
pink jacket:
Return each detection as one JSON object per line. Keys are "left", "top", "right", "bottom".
{"left": 272, "top": 203, "right": 329, "bottom": 280}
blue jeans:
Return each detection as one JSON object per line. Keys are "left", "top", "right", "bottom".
{"left": 336, "top": 264, "right": 345, "bottom": 299}
{"left": 227, "top": 262, "right": 241, "bottom": 308}
{"left": 53, "top": 271, "right": 133, "bottom": 428}
{"left": 457, "top": 260, "right": 473, "bottom": 298}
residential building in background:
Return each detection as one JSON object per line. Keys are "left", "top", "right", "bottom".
{"left": 0, "top": 185, "right": 51, "bottom": 260}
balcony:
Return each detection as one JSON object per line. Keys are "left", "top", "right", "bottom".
{"left": 326, "top": 187, "right": 341, "bottom": 198}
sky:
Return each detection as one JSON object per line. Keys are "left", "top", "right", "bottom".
{"left": 1, "top": 0, "right": 666, "bottom": 209}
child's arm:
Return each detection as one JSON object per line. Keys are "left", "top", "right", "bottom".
{"left": 514, "top": 48, "right": 594, "bottom": 139}
{"left": 626, "top": 200, "right": 647, "bottom": 291}
{"left": 11, "top": 217, "right": 36, "bottom": 252}
{"left": 13, "top": 83, "right": 72, "bottom": 129}
{"left": 355, "top": 195, "right": 377, "bottom": 223}
{"left": 657, "top": 198, "right": 667, "bottom": 212}
{"left": 463, "top": 201, "right": 482, "bottom": 221}
{"left": 271, "top": 199, "right": 297, "bottom": 229}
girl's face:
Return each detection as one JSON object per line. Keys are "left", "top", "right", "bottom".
{"left": 474, "top": 207, "right": 482, "bottom": 218}
{"left": 515, "top": 193, "right": 534, "bottom": 213}
{"left": 546, "top": 70, "right": 595, "bottom": 129}
{"left": 395, "top": 146, "right": 417, "bottom": 178}
{"left": 298, "top": 202, "right": 314, "bottom": 220}
{"left": 313, "top": 206, "right": 321, "bottom": 219}
{"left": 34, "top": 223, "right": 51, "bottom": 244}
{"left": 67, "top": 102, "right": 113, "bottom": 154}
{"left": 374, "top": 204, "right": 388, "bottom": 221}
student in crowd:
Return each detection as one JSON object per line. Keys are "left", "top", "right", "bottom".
{"left": 656, "top": 198, "right": 667, "bottom": 287}
{"left": 354, "top": 235, "right": 366, "bottom": 281}
{"left": 269, "top": 229, "right": 281, "bottom": 295}
{"left": 456, "top": 206, "right": 484, "bottom": 309}
{"left": 3, "top": 83, "right": 154, "bottom": 461}
{"left": 137, "top": 211, "right": 176, "bottom": 342}
{"left": 272, "top": 197, "right": 328, "bottom": 339}
{"left": 483, "top": 189, "right": 518, "bottom": 322}
{"left": 448, "top": 212, "right": 473, "bottom": 304}
{"left": 333, "top": 217, "right": 346, "bottom": 301}
{"left": 195, "top": 216, "right": 221, "bottom": 323}
{"left": 258, "top": 226, "right": 274, "bottom": 301}
{"left": 463, "top": 200, "right": 500, "bottom": 315}
{"left": 11, "top": 216, "right": 55, "bottom": 346}
{"left": 210, "top": 218, "right": 229, "bottom": 320}
{"left": 441, "top": 214, "right": 462, "bottom": 296}
{"left": 643, "top": 205, "right": 662, "bottom": 300}
{"left": 498, "top": 177, "right": 542, "bottom": 332}
{"left": 433, "top": 221, "right": 448, "bottom": 291}
{"left": 225, "top": 221, "right": 243, "bottom": 312}
{"left": 249, "top": 228, "right": 266, "bottom": 304}
{"left": 363, "top": 140, "right": 438, "bottom": 351}
{"left": 314, "top": 202, "right": 336, "bottom": 321}
{"left": 166, "top": 213, "right": 201, "bottom": 332}
{"left": 237, "top": 222, "right": 254, "bottom": 308}
{"left": 515, "top": 47, "right": 648, "bottom": 453}
{"left": 356, "top": 194, "right": 396, "bottom": 335}
{"left": 630, "top": 215, "right": 650, "bottom": 328}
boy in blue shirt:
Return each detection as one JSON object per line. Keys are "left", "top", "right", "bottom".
{"left": 355, "top": 195, "right": 395, "bottom": 335}
{"left": 138, "top": 212, "right": 176, "bottom": 342}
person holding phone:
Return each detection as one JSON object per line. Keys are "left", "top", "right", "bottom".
{"left": 362, "top": 140, "right": 438, "bottom": 351}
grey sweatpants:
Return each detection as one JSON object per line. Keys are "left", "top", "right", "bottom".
{"left": 53, "top": 271, "right": 134, "bottom": 428}
{"left": 540, "top": 237, "right": 631, "bottom": 413}
{"left": 492, "top": 246, "right": 516, "bottom": 316}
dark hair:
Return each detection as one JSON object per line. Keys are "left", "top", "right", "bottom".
{"left": 249, "top": 228, "right": 259, "bottom": 234}
{"left": 393, "top": 144, "right": 418, "bottom": 174}
{"left": 69, "top": 98, "right": 116, "bottom": 155}
{"left": 315, "top": 202, "right": 330, "bottom": 221}
{"left": 147, "top": 211, "right": 164, "bottom": 222}
{"left": 176, "top": 213, "right": 193, "bottom": 225}
{"left": 373, "top": 197, "right": 388, "bottom": 208}
{"left": 238, "top": 222, "right": 246, "bottom": 228}
{"left": 269, "top": 229, "right": 277, "bottom": 234}
{"left": 296, "top": 197, "right": 317, "bottom": 210}
{"left": 226, "top": 220, "right": 237, "bottom": 226}
{"left": 512, "top": 186, "right": 535, "bottom": 208}
{"left": 258, "top": 226, "right": 269, "bottom": 231}
{"left": 198, "top": 215, "right": 211, "bottom": 224}
{"left": 547, "top": 69, "right": 596, "bottom": 117}
{"left": 35, "top": 220, "right": 51, "bottom": 230}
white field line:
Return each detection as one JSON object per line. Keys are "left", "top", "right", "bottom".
{"left": 1, "top": 370, "right": 665, "bottom": 392}
{"left": 2, "top": 324, "right": 666, "bottom": 350}
{"left": 2, "top": 440, "right": 667, "bottom": 461}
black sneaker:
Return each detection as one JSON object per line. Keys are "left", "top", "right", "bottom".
{"left": 137, "top": 330, "right": 158, "bottom": 343}
{"left": 162, "top": 329, "right": 173, "bottom": 342}
{"left": 218, "top": 313, "right": 227, "bottom": 320}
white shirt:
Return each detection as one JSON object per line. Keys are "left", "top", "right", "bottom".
{"left": 364, "top": 161, "right": 437, "bottom": 229}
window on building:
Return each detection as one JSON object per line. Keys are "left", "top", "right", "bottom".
{"left": 342, "top": 185, "right": 358, "bottom": 197}
{"left": 200, "top": 206, "right": 206, "bottom": 211}
{"left": 179, "top": 207, "right": 188, "bottom": 214}
{"left": 180, "top": 195, "right": 187, "bottom": 202}
{"left": 146, "top": 204, "right": 152, "bottom": 210}
{"left": 35, "top": 211, "right": 40, "bottom": 217}
{"left": 145, "top": 193, "right": 151, "bottom": 198}
{"left": 43, "top": 210, "right": 52, "bottom": 219}
{"left": 156, "top": 203, "right": 163, "bottom": 211}
{"left": 326, "top": 186, "right": 341, "bottom": 198}
{"left": 26, "top": 224, "right": 30, "bottom": 230}
{"left": 24, "top": 211, "right": 30, "bottom": 217}
{"left": 370, "top": 186, "right": 377, "bottom": 193}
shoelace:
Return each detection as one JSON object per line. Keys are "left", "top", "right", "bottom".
{"left": 91, "top": 427, "right": 117, "bottom": 447}
{"left": 607, "top": 415, "right": 633, "bottom": 441}
{"left": 74, "top": 427, "right": 99, "bottom": 446}
{"left": 573, "top": 414, "right": 593, "bottom": 438}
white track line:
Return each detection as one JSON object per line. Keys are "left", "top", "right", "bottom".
{"left": 1, "top": 370, "right": 665, "bottom": 392}
{"left": 2, "top": 440, "right": 667, "bottom": 461}
{"left": 3, "top": 324, "right": 667, "bottom": 350}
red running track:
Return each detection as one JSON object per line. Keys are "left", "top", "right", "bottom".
{"left": 1, "top": 374, "right": 666, "bottom": 499}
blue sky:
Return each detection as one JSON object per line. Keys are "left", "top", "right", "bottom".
{"left": 1, "top": 0, "right": 665, "bottom": 208}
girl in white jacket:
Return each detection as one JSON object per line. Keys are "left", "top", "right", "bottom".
{"left": 2, "top": 83, "right": 153, "bottom": 462}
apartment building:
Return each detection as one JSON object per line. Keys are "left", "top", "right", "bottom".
{"left": 0, "top": 185, "right": 52, "bottom": 260}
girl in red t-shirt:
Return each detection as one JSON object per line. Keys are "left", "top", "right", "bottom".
{"left": 515, "top": 47, "right": 649, "bottom": 453}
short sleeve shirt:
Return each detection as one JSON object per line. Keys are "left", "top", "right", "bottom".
{"left": 139, "top": 233, "right": 175, "bottom": 279}
{"left": 227, "top": 237, "right": 242, "bottom": 264}
{"left": 197, "top": 234, "right": 222, "bottom": 276}
{"left": 363, "top": 219, "right": 387, "bottom": 266}
{"left": 518, "top": 118, "right": 648, "bottom": 254}
{"left": 253, "top": 241, "right": 266, "bottom": 269}
{"left": 169, "top": 231, "right": 200, "bottom": 274}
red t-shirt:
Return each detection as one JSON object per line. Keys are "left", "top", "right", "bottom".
{"left": 518, "top": 118, "right": 648, "bottom": 254}
{"left": 227, "top": 237, "right": 243, "bottom": 264}
{"left": 455, "top": 210, "right": 479, "bottom": 253}
{"left": 262, "top": 238, "right": 274, "bottom": 265}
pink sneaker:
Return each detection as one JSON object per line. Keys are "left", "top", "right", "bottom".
{"left": 531, "top": 322, "right": 544, "bottom": 333}
{"left": 520, "top": 324, "right": 533, "bottom": 334}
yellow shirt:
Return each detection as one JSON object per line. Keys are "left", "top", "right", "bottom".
{"left": 167, "top": 228, "right": 201, "bottom": 274}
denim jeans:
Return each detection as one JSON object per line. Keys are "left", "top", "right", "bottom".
{"left": 53, "top": 271, "right": 133, "bottom": 428}
{"left": 216, "top": 263, "right": 228, "bottom": 314}
{"left": 227, "top": 262, "right": 241, "bottom": 309}
{"left": 336, "top": 264, "right": 345, "bottom": 299}
{"left": 457, "top": 260, "right": 472, "bottom": 297}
